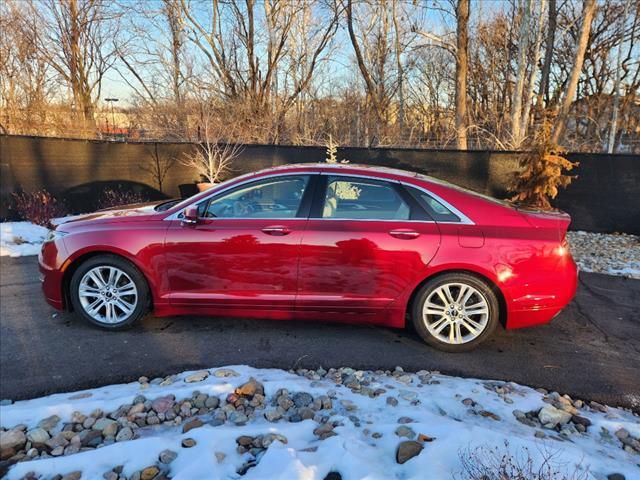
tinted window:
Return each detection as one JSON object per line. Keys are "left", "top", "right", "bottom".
{"left": 204, "top": 176, "right": 309, "bottom": 218}
{"left": 407, "top": 187, "right": 460, "bottom": 222}
{"left": 322, "top": 176, "right": 410, "bottom": 220}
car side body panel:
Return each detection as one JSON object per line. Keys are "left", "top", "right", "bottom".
{"left": 39, "top": 163, "right": 578, "bottom": 332}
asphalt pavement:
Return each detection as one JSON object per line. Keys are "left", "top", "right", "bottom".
{"left": 1, "top": 255, "right": 639, "bottom": 410}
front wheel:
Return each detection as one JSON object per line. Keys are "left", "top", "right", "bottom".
{"left": 70, "top": 255, "right": 149, "bottom": 330}
{"left": 411, "top": 273, "right": 499, "bottom": 352}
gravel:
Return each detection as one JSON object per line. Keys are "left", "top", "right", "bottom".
{"left": 568, "top": 231, "right": 640, "bottom": 279}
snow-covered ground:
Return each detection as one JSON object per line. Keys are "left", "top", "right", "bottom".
{"left": 0, "top": 217, "right": 76, "bottom": 258}
{"left": 2, "top": 218, "right": 638, "bottom": 280}
{"left": 0, "top": 366, "right": 638, "bottom": 480}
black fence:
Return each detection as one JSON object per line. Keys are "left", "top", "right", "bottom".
{"left": 1, "top": 134, "right": 639, "bottom": 234}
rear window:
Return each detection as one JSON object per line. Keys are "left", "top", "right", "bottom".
{"left": 406, "top": 187, "right": 461, "bottom": 222}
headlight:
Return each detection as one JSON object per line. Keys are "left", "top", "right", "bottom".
{"left": 44, "top": 230, "right": 68, "bottom": 244}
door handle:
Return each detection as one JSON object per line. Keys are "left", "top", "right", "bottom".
{"left": 389, "top": 229, "right": 420, "bottom": 239}
{"left": 262, "top": 225, "right": 291, "bottom": 236}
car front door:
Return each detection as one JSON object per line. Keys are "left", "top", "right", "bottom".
{"left": 296, "top": 175, "right": 441, "bottom": 315}
{"left": 164, "top": 174, "right": 314, "bottom": 310}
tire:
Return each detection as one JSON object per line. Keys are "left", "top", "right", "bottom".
{"left": 411, "top": 273, "right": 499, "bottom": 352}
{"left": 70, "top": 254, "right": 149, "bottom": 330}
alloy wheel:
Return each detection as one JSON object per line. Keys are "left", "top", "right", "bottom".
{"left": 78, "top": 266, "right": 138, "bottom": 324}
{"left": 422, "top": 282, "right": 489, "bottom": 344}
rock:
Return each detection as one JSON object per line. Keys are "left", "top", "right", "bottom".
{"left": 181, "top": 438, "right": 196, "bottom": 448}
{"left": 417, "top": 434, "right": 435, "bottom": 442}
{"left": 0, "top": 447, "right": 15, "bottom": 461}
{"left": 51, "top": 446, "right": 65, "bottom": 456}
{"left": 184, "top": 370, "right": 209, "bottom": 383}
{"left": 93, "top": 418, "right": 118, "bottom": 437}
{"left": 46, "top": 433, "right": 70, "bottom": 449}
{"left": 395, "top": 426, "right": 415, "bottom": 439}
{"left": 141, "top": 466, "right": 160, "bottom": 480}
{"left": 236, "top": 435, "right": 254, "bottom": 446}
{"left": 213, "top": 368, "right": 239, "bottom": 378}
{"left": 397, "top": 416, "right": 413, "bottom": 424}
{"left": 396, "top": 440, "right": 423, "bottom": 464}
{"left": 293, "top": 392, "right": 314, "bottom": 408}
{"left": 115, "top": 427, "right": 134, "bottom": 442}
{"left": 0, "top": 429, "right": 26, "bottom": 450}
{"left": 462, "top": 398, "right": 475, "bottom": 406}
{"left": 83, "top": 417, "right": 96, "bottom": 429}
{"left": 229, "top": 411, "right": 248, "bottom": 425}
{"left": 71, "top": 412, "right": 87, "bottom": 424}
{"left": 479, "top": 410, "right": 501, "bottom": 421}
{"left": 214, "top": 452, "right": 226, "bottom": 463}
{"left": 607, "top": 474, "right": 625, "bottom": 480}
{"left": 264, "top": 408, "right": 283, "bottom": 422}
{"left": 340, "top": 400, "right": 357, "bottom": 411}
{"left": 535, "top": 431, "right": 546, "bottom": 438}
{"left": 571, "top": 415, "right": 591, "bottom": 428}
{"left": 614, "top": 428, "right": 629, "bottom": 440}
{"left": 159, "top": 449, "right": 177, "bottom": 464}
{"left": 398, "top": 390, "right": 418, "bottom": 402}
{"left": 26, "top": 428, "right": 50, "bottom": 445}
{"left": 60, "top": 472, "right": 82, "bottom": 480}
{"left": 79, "top": 430, "right": 103, "bottom": 447}
{"left": 262, "top": 433, "right": 287, "bottom": 447}
{"left": 205, "top": 396, "right": 219, "bottom": 409}
{"left": 386, "top": 397, "right": 398, "bottom": 407}
{"left": 152, "top": 395, "right": 175, "bottom": 414}
{"left": 236, "top": 377, "right": 263, "bottom": 397}
{"left": 182, "top": 418, "right": 204, "bottom": 434}
{"left": 538, "top": 405, "right": 572, "bottom": 427}
{"left": 38, "top": 415, "right": 61, "bottom": 431}
{"left": 103, "top": 472, "right": 118, "bottom": 480}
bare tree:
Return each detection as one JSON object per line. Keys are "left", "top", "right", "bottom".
{"left": 180, "top": 108, "right": 243, "bottom": 184}
{"left": 29, "top": 0, "right": 121, "bottom": 131}
{"left": 510, "top": 0, "right": 534, "bottom": 146}
{"left": 551, "top": 0, "right": 598, "bottom": 144}
{"left": 140, "top": 143, "right": 178, "bottom": 193}
{"left": 455, "top": 0, "right": 470, "bottom": 150}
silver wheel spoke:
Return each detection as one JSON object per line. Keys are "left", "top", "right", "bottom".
{"left": 114, "top": 298, "right": 134, "bottom": 315}
{"left": 465, "top": 305, "right": 489, "bottom": 316}
{"left": 461, "top": 317, "right": 482, "bottom": 335}
{"left": 79, "top": 266, "right": 138, "bottom": 325}
{"left": 431, "top": 316, "right": 450, "bottom": 334}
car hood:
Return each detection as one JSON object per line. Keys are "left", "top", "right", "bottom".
{"left": 57, "top": 202, "right": 164, "bottom": 229}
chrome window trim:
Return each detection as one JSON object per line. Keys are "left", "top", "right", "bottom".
{"left": 164, "top": 169, "right": 475, "bottom": 225}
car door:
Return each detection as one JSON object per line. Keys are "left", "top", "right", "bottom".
{"left": 296, "top": 174, "right": 441, "bottom": 314}
{"left": 164, "top": 174, "right": 314, "bottom": 310}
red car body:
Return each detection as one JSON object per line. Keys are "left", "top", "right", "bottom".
{"left": 39, "top": 164, "right": 578, "bottom": 330}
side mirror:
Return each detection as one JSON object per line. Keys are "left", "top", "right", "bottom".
{"left": 181, "top": 206, "right": 199, "bottom": 226}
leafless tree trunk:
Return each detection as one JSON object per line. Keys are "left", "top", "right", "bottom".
{"left": 521, "top": 0, "right": 546, "bottom": 141}
{"left": 510, "top": 0, "right": 533, "bottom": 146}
{"left": 551, "top": 0, "right": 597, "bottom": 145}
{"left": 536, "top": 0, "right": 557, "bottom": 109}
{"left": 607, "top": 0, "right": 633, "bottom": 153}
{"left": 455, "top": 0, "right": 470, "bottom": 150}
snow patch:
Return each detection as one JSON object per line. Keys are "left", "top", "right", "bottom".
{"left": 1, "top": 366, "right": 638, "bottom": 480}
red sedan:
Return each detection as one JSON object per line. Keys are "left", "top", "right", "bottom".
{"left": 39, "top": 164, "right": 578, "bottom": 352}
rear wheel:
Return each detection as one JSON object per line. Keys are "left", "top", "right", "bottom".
{"left": 411, "top": 273, "right": 499, "bottom": 352}
{"left": 70, "top": 255, "right": 149, "bottom": 330}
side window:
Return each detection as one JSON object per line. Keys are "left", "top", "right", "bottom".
{"left": 322, "top": 176, "right": 410, "bottom": 220}
{"left": 204, "top": 176, "right": 309, "bottom": 218}
{"left": 408, "top": 187, "right": 461, "bottom": 222}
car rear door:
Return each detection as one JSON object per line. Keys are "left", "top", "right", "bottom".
{"left": 296, "top": 174, "right": 441, "bottom": 315}
{"left": 163, "top": 174, "right": 316, "bottom": 310}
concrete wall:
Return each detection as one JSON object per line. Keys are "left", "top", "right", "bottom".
{"left": 1, "top": 134, "right": 638, "bottom": 234}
